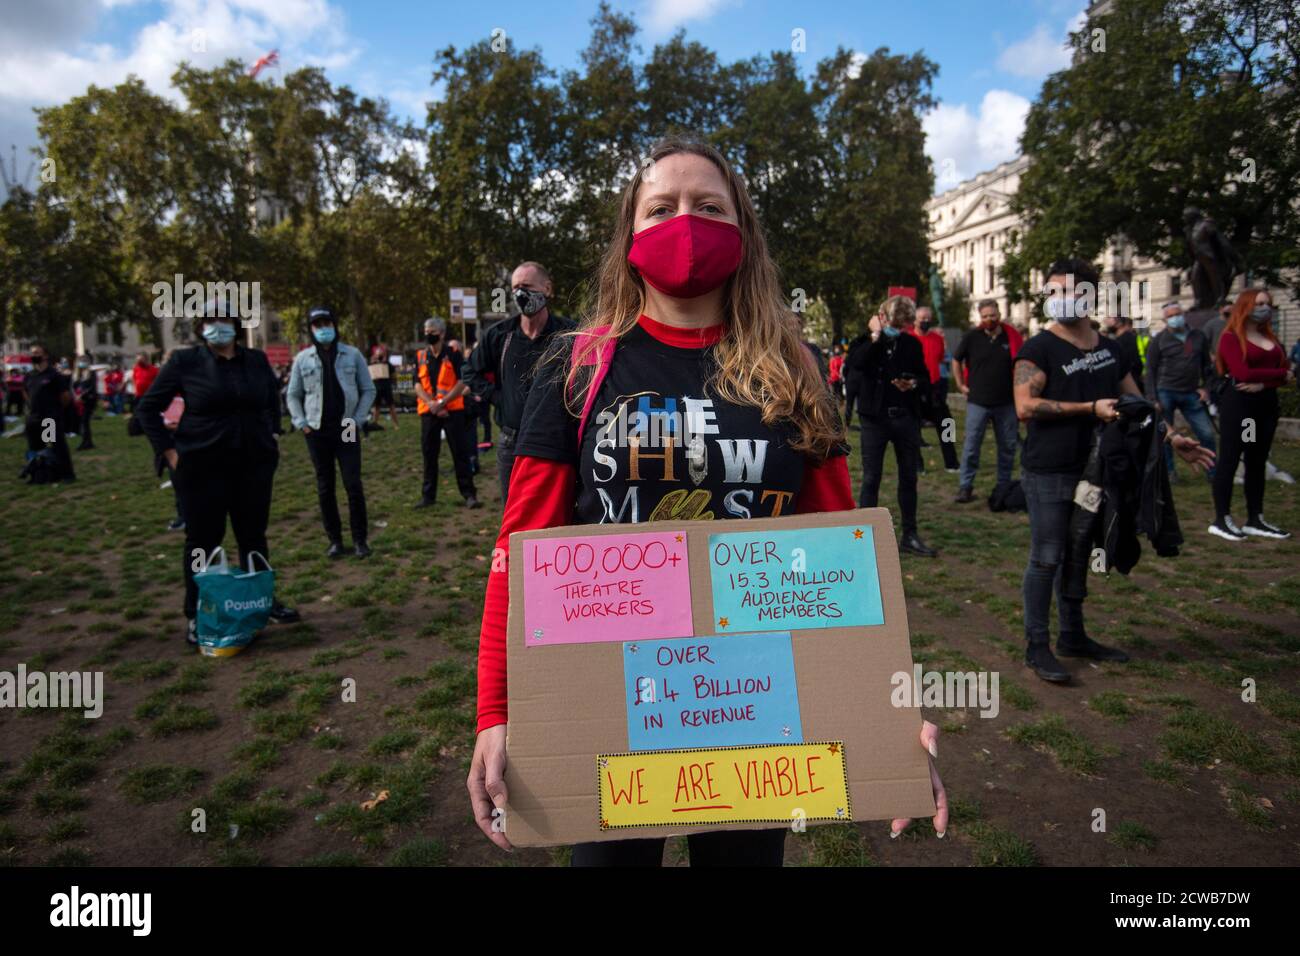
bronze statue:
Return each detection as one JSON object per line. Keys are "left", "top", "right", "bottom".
{"left": 928, "top": 263, "right": 945, "bottom": 327}
{"left": 1183, "top": 207, "right": 1241, "bottom": 309}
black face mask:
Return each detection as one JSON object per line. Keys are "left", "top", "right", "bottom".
{"left": 31, "top": 356, "right": 46, "bottom": 368}
{"left": 426, "top": 335, "right": 441, "bottom": 346}
{"left": 514, "top": 288, "right": 547, "bottom": 317}
{"left": 918, "top": 321, "right": 932, "bottom": 333}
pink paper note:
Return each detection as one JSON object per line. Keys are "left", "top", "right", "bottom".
{"left": 523, "top": 530, "right": 692, "bottom": 647}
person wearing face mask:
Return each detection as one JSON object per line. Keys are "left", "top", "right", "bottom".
{"left": 1209, "top": 289, "right": 1294, "bottom": 541}
{"left": 1145, "top": 302, "right": 1216, "bottom": 482}
{"left": 366, "top": 342, "right": 400, "bottom": 431}
{"left": 287, "top": 306, "right": 376, "bottom": 558}
{"left": 132, "top": 352, "right": 159, "bottom": 414}
{"left": 72, "top": 355, "right": 98, "bottom": 451}
{"left": 840, "top": 312, "right": 879, "bottom": 430}
{"left": 415, "top": 317, "right": 479, "bottom": 510}
{"left": 907, "top": 306, "right": 959, "bottom": 474}
{"left": 1013, "top": 260, "right": 1212, "bottom": 683}
{"left": 466, "top": 137, "right": 947, "bottom": 866}
{"left": 464, "top": 261, "right": 575, "bottom": 503}
{"left": 952, "top": 300, "right": 1022, "bottom": 504}
{"left": 846, "top": 295, "right": 940, "bottom": 557}
{"left": 1101, "top": 314, "right": 1145, "bottom": 394}
{"left": 136, "top": 300, "right": 300, "bottom": 644}
{"left": 22, "top": 343, "right": 75, "bottom": 481}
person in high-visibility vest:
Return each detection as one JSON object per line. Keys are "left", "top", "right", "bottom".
{"left": 415, "top": 317, "right": 479, "bottom": 509}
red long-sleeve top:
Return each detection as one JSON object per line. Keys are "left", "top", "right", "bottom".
{"left": 474, "top": 450, "right": 855, "bottom": 733}
{"left": 1218, "top": 332, "right": 1287, "bottom": 386}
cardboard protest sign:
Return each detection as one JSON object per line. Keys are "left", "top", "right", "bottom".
{"left": 708, "top": 525, "right": 884, "bottom": 631}
{"left": 504, "top": 508, "right": 934, "bottom": 848}
{"left": 522, "top": 530, "right": 693, "bottom": 646}
{"left": 598, "top": 742, "right": 850, "bottom": 830}
{"left": 622, "top": 633, "right": 803, "bottom": 750}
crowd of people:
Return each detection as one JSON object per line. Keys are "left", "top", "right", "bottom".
{"left": 7, "top": 133, "right": 1298, "bottom": 868}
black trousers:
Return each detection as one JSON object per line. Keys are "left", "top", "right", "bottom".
{"left": 420, "top": 410, "right": 476, "bottom": 504}
{"left": 858, "top": 411, "right": 921, "bottom": 534}
{"left": 476, "top": 398, "right": 492, "bottom": 444}
{"left": 929, "top": 380, "right": 959, "bottom": 469}
{"left": 1213, "top": 387, "right": 1279, "bottom": 522}
{"left": 77, "top": 399, "right": 95, "bottom": 447}
{"left": 175, "top": 446, "right": 278, "bottom": 619}
{"left": 843, "top": 378, "right": 860, "bottom": 429}
{"left": 497, "top": 428, "right": 518, "bottom": 504}
{"left": 571, "top": 828, "right": 786, "bottom": 867}
{"left": 305, "top": 427, "right": 368, "bottom": 544}
{"left": 25, "top": 417, "right": 75, "bottom": 479}
{"left": 168, "top": 465, "right": 183, "bottom": 521}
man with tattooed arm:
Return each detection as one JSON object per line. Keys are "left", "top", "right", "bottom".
{"left": 1012, "top": 259, "right": 1214, "bottom": 683}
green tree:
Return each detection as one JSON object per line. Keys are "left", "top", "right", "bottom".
{"left": 811, "top": 48, "right": 938, "bottom": 341}
{"left": 1004, "top": 0, "right": 1300, "bottom": 303}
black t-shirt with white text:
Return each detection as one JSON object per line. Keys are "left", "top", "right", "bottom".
{"left": 1017, "top": 330, "right": 1129, "bottom": 474}
{"left": 515, "top": 322, "right": 811, "bottom": 523}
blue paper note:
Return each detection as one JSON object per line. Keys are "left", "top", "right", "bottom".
{"left": 707, "top": 525, "right": 884, "bottom": 632}
{"left": 622, "top": 633, "right": 803, "bottom": 751}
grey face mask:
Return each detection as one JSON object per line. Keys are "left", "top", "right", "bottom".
{"left": 1250, "top": 306, "right": 1272, "bottom": 323}
{"left": 514, "top": 288, "right": 547, "bottom": 317}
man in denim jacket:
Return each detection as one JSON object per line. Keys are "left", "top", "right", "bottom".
{"left": 287, "top": 306, "right": 377, "bottom": 557}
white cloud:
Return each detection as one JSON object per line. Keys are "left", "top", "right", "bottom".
{"left": 643, "top": 0, "right": 737, "bottom": 34}
{"left": 923, "top": 89, "right": 1030, "bottom": 190}
{"left": 0, "top": 0, "right": 357, "bottom": 114}
{"left": 995, "top": 8, "right": 1087, "bottom": 80}
{"left": 0, "top": 0, "right": 359, "bottom": 196}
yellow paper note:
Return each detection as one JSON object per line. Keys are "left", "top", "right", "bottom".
{"left": 597, "top": 742, "right": 851, "bottom": 830}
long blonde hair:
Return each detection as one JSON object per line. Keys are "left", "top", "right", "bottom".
{"left": 563, "top": 136, "right": 845, "bottom": 458}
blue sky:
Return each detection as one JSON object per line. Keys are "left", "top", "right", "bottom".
{"left": 0, "top": 0, "right": 1088, "bottom": 197}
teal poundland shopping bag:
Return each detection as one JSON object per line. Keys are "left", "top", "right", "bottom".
{"left": 194, "top": 549, "right": 275, "bottom": 657}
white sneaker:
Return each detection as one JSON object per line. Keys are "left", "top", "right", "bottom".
{"left": 1208, "top": 517, "right": 1247, "bottom": 541}
{"left": 1243, "top": 517, "right": 1291, "bottom": 540}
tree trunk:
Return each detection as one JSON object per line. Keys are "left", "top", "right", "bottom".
{"left": 349, "top": 282, "right": 366, "bottom": 349}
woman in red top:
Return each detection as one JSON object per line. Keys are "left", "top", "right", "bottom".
{"left": 466, "top": 136, "right": 947, "bottom": 865}
{"left": 1210, "top": 289, "right": 1294, "bottom": 541}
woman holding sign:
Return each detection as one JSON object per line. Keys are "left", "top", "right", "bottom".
{"left": 468, "top": 136, "right": 946, "bottom": 865}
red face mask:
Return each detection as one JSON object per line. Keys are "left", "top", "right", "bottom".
{"left": 627, "top": 213, "right": 743, "bottom": 299}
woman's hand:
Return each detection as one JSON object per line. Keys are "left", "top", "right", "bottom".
{"left": 468, "top": 724, "right": 512, "bottom": 850}
{"left": 1171, "top": 433, "right": 1215, "bottom": 472}
{"left": 163, "top": 449, "right": 179, "bottom": 469}
{"left": 890, "top": 720, "right": 948, "bottom": 840}
{"left": 1235, "top": 381, "right": 1264, "bottom": 393}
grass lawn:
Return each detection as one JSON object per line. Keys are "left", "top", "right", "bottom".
{"left": 1, "top": 401, "right": 1297, "bottom": 867}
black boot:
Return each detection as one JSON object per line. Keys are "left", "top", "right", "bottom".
{"left": 1057, "top": 633, "right": 1129, "bottom": 663}
{"left": 268, "top": 602, "right": 300, "bottom": 624}
{"left": 1025, "top": 643, "right": 1070, "bottom": 683}
{"left": 354, "top": 540, "right": 372, "bottom": 558}
{"left": 900, "top": 531, "right": 938, "bottom": 557}
{"left": 326, "top": 540, "right": 347, "bottom": 559}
